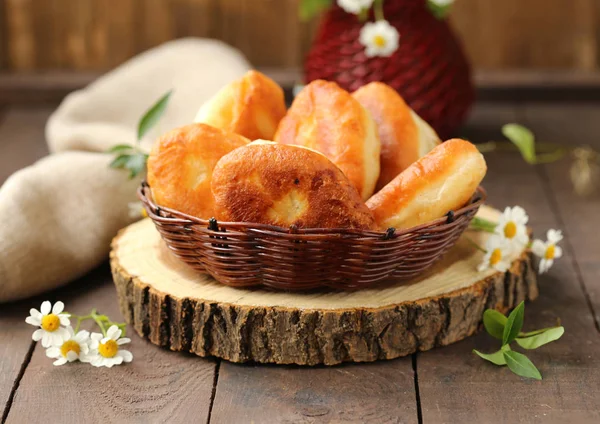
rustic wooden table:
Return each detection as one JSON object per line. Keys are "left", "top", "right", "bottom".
{"left": 1, "top": 101, "right": 599, "bottom": 423}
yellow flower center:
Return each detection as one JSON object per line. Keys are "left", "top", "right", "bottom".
{"left": 545, "top": 244, "right": 555, "bottom": 260}
{"left": 504, "top": 221, "right": 517, "bottom": 239}
{"left": 41, "top": 314, "right": 60, "bottom": 332}
{"left": 99, "top": 340, "right": 118, "bottom": 358}
{"left": 141, "top": 208, "right": 148, "bottom": 218}
{"left": 373, "top": 35, "right": 387, "bottom": 48}
{"left": 489, "top": 248, "right": 503, "bottom": 266}
{"left": 60, "top": 340, "right": 80, "bottom": 358}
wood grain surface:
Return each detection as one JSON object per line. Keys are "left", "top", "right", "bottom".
{"left": 417, "top": 104, "right": 600, "bottom": 423}
{"left": 0, "top": 107, "right": 50, "bottom": 422}
{"left": 1, "top": 0, "right": 600, "bottom": 71}
{"left": 5, "top": 268, "right": 218, "bottom": 424}
{"left": 1, "top": 101, "right": 600, "bottom": 423}
{"left": 210, "top": 360, "right": 418, "bottom": 424}
{"left": 522, "top": 104, "right": 600, "bottom": 331}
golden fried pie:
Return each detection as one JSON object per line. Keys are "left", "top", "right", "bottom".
{"left": 147, "top": 123, "right": 249, "bottom": 218}
{"left": 211, "top": 141, "right": 376, "bottom": 229}
{"left": 274, "top": 80, "right": 381, "bottom": 200}
{"left": 353, "top": 82, "right": 440, "bottom": 191}
{"left": 194, "top": 70, "right": 286, "bottom": 141}
{"left": 366, "top": 139, "right": 487, "bottom": 230}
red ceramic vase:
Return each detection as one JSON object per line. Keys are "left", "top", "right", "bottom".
{"left": 304, "top": 0, "right": 474, "bottom": 139}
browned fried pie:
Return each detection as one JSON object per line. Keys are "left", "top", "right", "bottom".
{"left": 353, "top": 82, "right": 441, "bottom": 191}
{"left": 147, "top": 123, "right": 249, "bottom": 219}
{"left": 194, "top": 70, "right": 286, "bottom": 141}
{"left": 211, "top": 141, "right": 376, "bottom": 229}
{"left": 367, "top": 139, "right": 487, "bottom": 230}
{"left": 274, "top": 80, "right": 381, "bottom": 200}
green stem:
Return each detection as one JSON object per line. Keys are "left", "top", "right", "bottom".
{"left": 373, "top": 0, "right": 385, "bottom": 21}
{"left": 90, "top": 309, "right": 107, "bottom": 336}
{"left": 468, "top": 217, "right": 497, "bottom": 233}
{"left": 518, "top": 326, "right": 560, "bottom": 338}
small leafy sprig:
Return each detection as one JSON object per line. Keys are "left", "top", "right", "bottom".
{"left": 108, "top": 90, "right": 172, "bottom": 178}
{"left": 477, "top": 123, "right": 599, "bottom": 196}
{"left": 473, "top": 301, "right": 564, "bottom": 380}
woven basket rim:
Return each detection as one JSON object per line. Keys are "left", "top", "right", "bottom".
{"left": 138, "top": 182, "right": 487, "bottom": 238}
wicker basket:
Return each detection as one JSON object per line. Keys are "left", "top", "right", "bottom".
{"left": 139, "top": 183, "right": 486, "bottom": 291}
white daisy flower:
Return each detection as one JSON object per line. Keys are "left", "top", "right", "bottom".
{"left": 45, "top": 327, "right": 92, "bottom": 366}
{"left": 359, "top": 20, "right": 400, "bottom": 58}
{"left": 478, "top": 236, "right": 512, "bottom": 272}
{"left": 128, "top": 201, "right": 148, "bottom": 220}
{"left": 495, "top": 206, "right": 529, "bottom": 247}
{"left": 25, "top": 301, "right": 71, "bottom": 348}
{"left": 531, "top": 229, "right": 564, "bottom": 274}
{"left": 89, "top": 325, "right": 133, "bottom": 368}
{"left": 338, "top": 0, "right": 374, "bottom": 15}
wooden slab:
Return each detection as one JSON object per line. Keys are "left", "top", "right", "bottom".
{"left": 110, "top": 205, "right": 537, "bottom": 365}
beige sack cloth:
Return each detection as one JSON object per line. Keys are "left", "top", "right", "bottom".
{"left": 0, "top": 38, "right": 251, "bottom": 302}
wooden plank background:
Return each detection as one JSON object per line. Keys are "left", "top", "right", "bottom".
{"left": 0, "top": 0, "right": 600, "bottom": 72}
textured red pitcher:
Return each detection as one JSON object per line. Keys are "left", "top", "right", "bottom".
{"left": 304, "top": 0, "right": 473, "bottom": 139}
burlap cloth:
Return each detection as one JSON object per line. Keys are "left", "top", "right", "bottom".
{"left": 0, "top": 38, "right": 251, "bottom": 302}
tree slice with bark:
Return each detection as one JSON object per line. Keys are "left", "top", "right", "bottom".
{"left": 110, "top": 206, "right": 538, "bottom": 365}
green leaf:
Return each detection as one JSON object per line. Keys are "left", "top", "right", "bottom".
{"left": 502, "top": 301, "right": 525, "bottom": 345}
{"left": 137, "top": 90, "right": 172, "bottom": 141}
{"left": 503, "top": 350, "right": 542, "bottom": 380}
{"left": 483, "top": 309, "right": 508, "bottom": 340}
{"left": 427, "top": 1, "right": 453, "bottom": 20}
{"left": 109, "top": 154, "right": 130, "bottom": 169}
{"left": 502, "top": 124, "right": 536, "bottom": 164}
{"left": 516, "top": 326, "right": 565, "bottom": 350}
{"left": 126, "top": 153, "right": 147, "bottom": 179}
{"left": 473, "top": 349, "right": 506, "bottom": 366}
{"left": 106, "top": 144, "right": 134, "bottom": 153}
{"left": 299, "top": 0, "right": 332, "bottom": 21}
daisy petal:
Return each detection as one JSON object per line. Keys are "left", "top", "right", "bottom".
{"left": 50, "top": 333, "right": 64, "bottom": 347}
{"left": 41, "top": 332, "right": 52, "bottom": 348}
{"left": 107, "top": 325, "right": 121, "bottom": 340}
{"left": 30, "top": 308, "right": 42, "bottom": 319}
{"left": 117, "top": 338, "right": 131, "bottom": 345}
{"left": 117, "top": 350, "right": 133, "bottom": 362}
{"left": 531, "top": 240, "right": 546, "bottom": 257}
{"left": 32, "top": 329, "right": 44, "bottom": 341}
{"left": 41, "top": 301, "right": 51, "bottom": 315}
{"left": 90, "top": 332, "right": 103, "bottom": 342}
{"left": 554, "top": 246, "right": 563, "bottom": 259}
{"left": 25, "top": 316, "right": 41, "bottom": 326}
{"left": 547, "top": 229, "right": 563, "bottom": 244}
{"left": 46, "top": 347, "right": 60, "bottom": 358}
{"left": 53, "top": 358, "right": 68, "bottom": 366}
{"left": 52, "top": 301, "right": 64, "bottom": 315}
{"left": 56, "top": 327, "right": 70, "bottom": 340}
{"left": 59, "top": 315, "right": 71, "bottom": 326}
{"left": 75, "top": 330, "right": 90, "bottom": 342}
{"left": 66, "top": 351, "right": 78, "bottom": 362}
